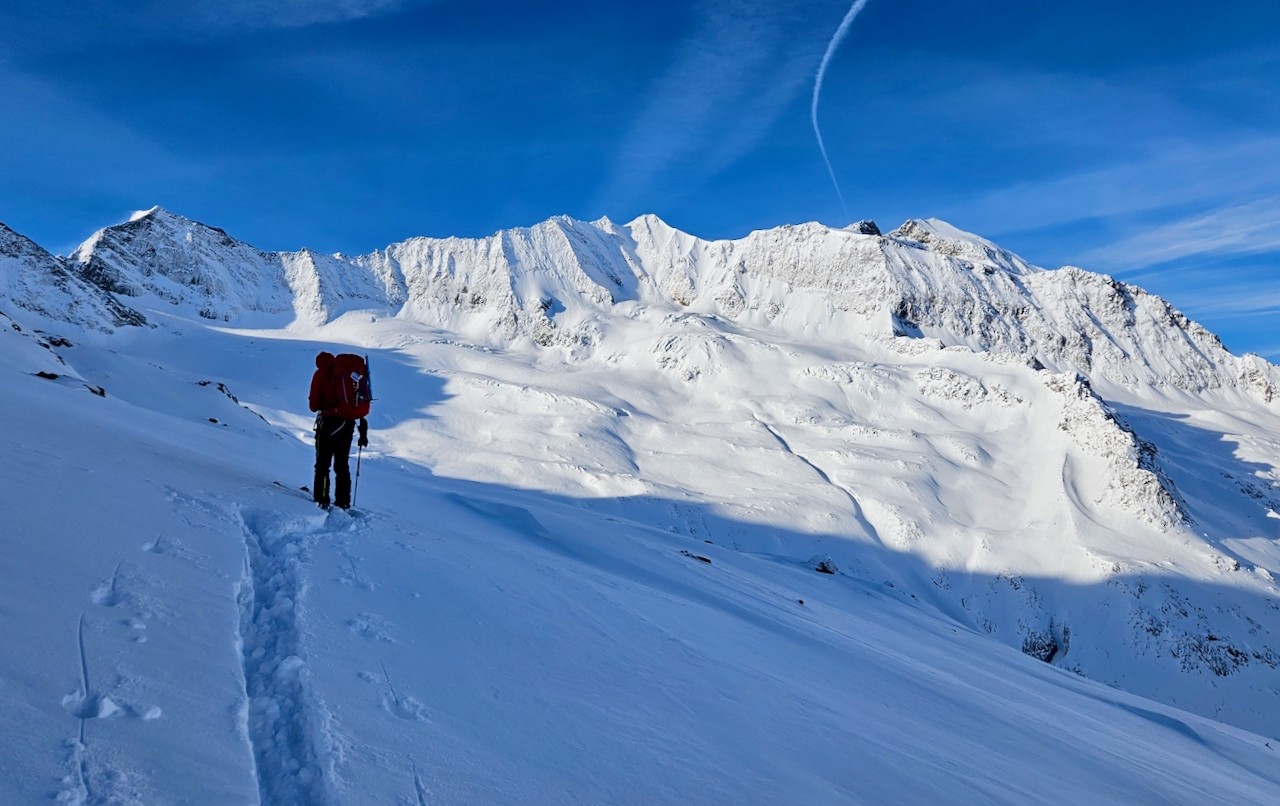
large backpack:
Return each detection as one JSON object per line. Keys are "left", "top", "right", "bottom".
{"left": 330, "top": 353, "right": 373, "bottom": 419}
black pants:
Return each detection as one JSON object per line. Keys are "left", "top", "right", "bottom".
{"left": 314, "top": 416, "right": 355, "bottom": 507}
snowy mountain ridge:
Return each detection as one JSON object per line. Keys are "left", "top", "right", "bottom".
{"left": 3, "top": 207, "right": 1280, "bottom": 801}
{"left": 18, "top": 205, "right": 1275, "bottom": 405}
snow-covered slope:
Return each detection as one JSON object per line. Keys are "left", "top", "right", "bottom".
{"left": 0, "top": 221, "right": 144, "bottom": 331}
{"left": 3, "top": 209, "right": 1280, "bottom": 802}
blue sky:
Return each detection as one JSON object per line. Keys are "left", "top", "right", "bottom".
{"left": 2, "top": 1, "right": 1278, "bottom": 358}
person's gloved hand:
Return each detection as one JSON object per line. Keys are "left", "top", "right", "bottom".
{"left": 357, "top": 418, "right": 369, "bottom": 448}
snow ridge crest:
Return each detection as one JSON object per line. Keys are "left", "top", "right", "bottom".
{"left": 3, "top": 209, "right": 1276, "bottom": 401}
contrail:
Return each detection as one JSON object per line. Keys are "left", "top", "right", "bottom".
{"left": 811, "top": 0, "right": 873, "bottom": 217}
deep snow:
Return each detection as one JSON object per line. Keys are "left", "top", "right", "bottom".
{"left": 2, "top": 210, "right": 1279, "bottom": 803}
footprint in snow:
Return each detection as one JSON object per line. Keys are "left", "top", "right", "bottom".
{"left": 90, "top": 562, "right": 128, "bottom": 607}
{"left": 359, "top": 667, "right": 430, "bottom": 721}
{"left": 141, "top": 532, "right": 181, "bottom": 554}
{"left": 124, "top": 616, "right": 149, "bottom": 643}
{"left": 90, "top": 567, "right": 163, "bottom": 630}
{"left": 62, "top": 691, "right": 124, "bottom": 720}
{"left": 385, "top": 693, "right": 430, "bottom": 722}
{"left": 337, "top": 552, "right": 377, "bottom": 590}
{"left": 127, "top": 703, "right": 163, "bottom": 720}
{"left": 347, "top": 613, "right": 396, "bottom": 643}
{"left": 62, "top": 691, "right": 162, "bottom": 721}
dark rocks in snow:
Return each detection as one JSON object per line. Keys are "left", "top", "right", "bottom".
{"left": 37, "top": 369, "right": 107, "bottom": 397}
{"left": 32, "top": 368, "right": 103, "bottom": 396}
{"left": 1126, "top": 581, "right": 1280, "bottom": 680}
{"left": 198, "top": 379, "right": 241, "bottom": 404}
{"left": 810, "top": 556, "right": 838, "bottom": 575}
{"left": 1021, "top": 630, "right": 1060, "bottom": 664}
{"left": 680, "top": 550, "right": 712, "bottom": 565}
{"left": 1172, "top": 634, "right": 1253, "bottom": 677}
{"left": 891, "top": 299, "right": 923, "bottom": 338}
{"left": 851, "top": 220, "right": 881, "bottom": 236}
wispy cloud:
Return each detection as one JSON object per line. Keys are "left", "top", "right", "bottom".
{"left": 0, "top": 0, "right": 433, "bottom": 41}
{"left": 932, "top": 127, "right": 1280, "bottom": 232}
{"left": 1197, "top": 295, "right": 1280, "bottom": 317}
{"left": 1084, "top": 197, "right": 1280, "bottom": 270}
{"left": 878, "top": 48, "right": 1280, "bottom": 265}
{"left": 597, "top": 1, "right": 829, "bottom": 217}
{"left": 189, "top": 0, "right": 422, "bottom": 32}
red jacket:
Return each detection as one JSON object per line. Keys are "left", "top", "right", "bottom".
{"left": 309, "top": 351, "right": 339, "bottom": 415}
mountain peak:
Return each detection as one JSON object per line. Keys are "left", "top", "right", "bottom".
{"left": 67, "top": 208, "right": 288, "bottom": 321}
{"left": 0, "top": 219, "right": 51, "bottom": 261}
{"left": 890, "top": 217, "right": 1037, "bottom": 276}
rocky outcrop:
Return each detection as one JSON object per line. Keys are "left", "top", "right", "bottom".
{"left": 1044, "top": 372, "right": 1189, "bottom": 531}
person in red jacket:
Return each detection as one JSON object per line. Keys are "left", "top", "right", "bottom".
{"left": 309, "top": 351, "right": 370, "bottom": 509}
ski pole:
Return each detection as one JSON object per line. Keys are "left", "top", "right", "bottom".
{"left": 352, "top": 443, "right": 363, "bottom": 508}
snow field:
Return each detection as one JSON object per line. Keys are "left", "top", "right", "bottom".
{"left": 1, "top": 311, "right": 1277, "bottom": 803}
{"left": 3, "top": 210, "right": 1280, "bottom": 801}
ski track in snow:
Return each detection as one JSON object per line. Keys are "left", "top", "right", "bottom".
{"left": 236, "top": 507, "right": 348, "bottom": 805}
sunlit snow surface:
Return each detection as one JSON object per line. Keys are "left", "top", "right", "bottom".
{"left": 2, "top": 212, "right": 1280, "bottom": 803}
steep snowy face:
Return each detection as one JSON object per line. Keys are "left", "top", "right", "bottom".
{"left": 0, "top": 221, "right": 55, "bottom": 266}
{"left": 883, "top": 222, "right": 1266, "bottom": 397}
{"left": 0, "top": 221, "right": 144, "bottom": 331}
{"left": 623, "top": 215, "right": 1275, "bottom": 401}
{"left": 891, "top": 218, "right": 1037, "bottom": 275}
{"left": 625, "top": 215, "right": 1043, "bottom": 332}
{"left": 627, "top": 216, "right": 892, "bottom": 341}
{"left": 68, "top": 207, "right": 294, "bottom": 322}
{"left": 353, "top": 216, "right": 641, "bottom": 347}
{"left": 280, "top": 248, "right": 401, "bottom": 327}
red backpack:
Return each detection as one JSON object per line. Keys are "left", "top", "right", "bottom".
{"left": 311, "top": 352, "right": 372, "bottom": 419}
{"left": 334, "top": 353, "right": 372, "bottom": 419}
